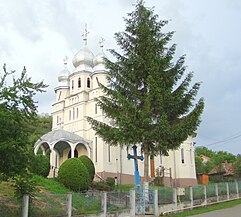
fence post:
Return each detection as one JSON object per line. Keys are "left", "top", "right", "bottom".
{"left": 236, "top": 180, "right": 239, "bottom": 198}
{"left": 66, "top": 193, "right": 72, "bottom": 217}
{"left": 226, "top": 182, "right": 230, "bottom": 200}
{"left": 215, "top": 183, "right": 219, "bottom": 202}
{"left": 130, "top": 189, "right": 135, "bottom": 217}
{"left": 189, "top": 187, "right": 193, "bottom": 208}
{"left": 22, "top": 194, "right": 29, "bottom": 217}
{"left": 102, "top": 192, "right": 107, "bottom": 217}
{"left": 154, "top": 189, "right": 159, "bottom": 217}
{"left": 173, "top": 188, "right": 177, "bottom": 209}
{"left": 203, "top": 185, "right": 207, "bottom": 205}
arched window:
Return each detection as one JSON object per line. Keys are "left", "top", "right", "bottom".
{"left": 78, "top": 78, "right": 81, "bottom": 88}
{"left": 76, "top": 108, "right": 79, "bottom": 119}
{"left": 87, "top": 77, "right": 90, "bottom": 88}
{"left": 72, "top": 80, "right": 74, "bottom": 90}
{"left": 181, "top": 148, "right": 185, "bottom": 164}
{"left": 69, "top": 110, "right": 71, "bottom": 120}
{"left": 95, "top": 103, "right": 98, "bottom": 114}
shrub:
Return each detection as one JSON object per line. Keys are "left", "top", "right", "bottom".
{"left": 105, "top": 177, "right": 115, "bottom": 189}
{"left": 92, "top": 177, "right": 115, "bottom": 191}
{"left": 79, "top": 155, "right": 95, "bottom": 182}
{"left": 92, "top": 181, "right": 112, "bottom": 191}
{"left": 58, "top": 158, "right": 90, "bottom": 192}
{"left": 11, "top": 174, "right": 38, "bottom": 199}
{"left": 29, "top": 154, "right": 50, "bottom": 177}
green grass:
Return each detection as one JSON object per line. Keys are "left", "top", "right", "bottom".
{"left": 167, "top": 199, "right": 241, "bottom": 217}
{"left": 31, "top": 175, "right": 70, "bottom": 194}
{"left": 115, "top": 184, "right": 134, "bottom": 191}
{"left": 0, "top": 181, "right": 15, "bottom": 197}
{"left": 0, "top": 175, "right": 103, "bottom": 216}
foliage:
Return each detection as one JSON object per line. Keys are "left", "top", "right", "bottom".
{"left": 87, "top": 0, "right": 204, "bottom": 180}
{"left": 0, "top": 64, "right": 47, "bottom": 177}
{"left": 11, "top": 174, "right": 38, "bottom": 199}
{"left": 212, "top": 150, "right": 236, "bottom": 165}
{"left": 29, "top": 154, "right": 50, "bottom": 177}
{"left": 29, "top": 114, "right": 52, "bottom": 145}
{"left": 195, "top": 146, "right": 215, "bottom": 158}
{"left": 233, "top": 154, "right": 241, "bottom": 178}
{"left": 105, "top": 177, "right": 115, "bottom": 188}
{"left": 195, "top": 146, "right": 237, "bottom": 175}
{"left": 57, "top": 158, "right": 90, "bottom": 192}
{"left": 92, "top": 181, "right": 113, "bottom": 191}
{"left": 195, "top": 156, "right": 206, "bottom": 174}
{"left": 79, "top": 155, "right": 95, "bottom": 182}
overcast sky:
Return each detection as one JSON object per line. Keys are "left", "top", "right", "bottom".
{"left": 1, "top": 0, "right": 241, "bottom": 154}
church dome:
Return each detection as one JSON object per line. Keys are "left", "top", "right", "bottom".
{"left": 58, "top": 57, "right": 70, "bottom": 86}
{"left": 93, "top": 51, "right": 106, "bottom": 66}
{"left": 72, "top": 45, "right": 94, "bottom": 68}
{"left": 58, "top": 68, "right": 69, "bottom": 83}
{"left": 93, "top": 51, "right": 107, "bottom": 72}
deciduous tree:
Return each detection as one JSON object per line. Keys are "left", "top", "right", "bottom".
{"left": 0, "top": 64, "right": 47, "bottom": 177}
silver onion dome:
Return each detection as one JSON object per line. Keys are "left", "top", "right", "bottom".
{"left": 93, "top": 37, "right": 106, "bottom": 72}
{"left": 72, "top": 45, "right": 94, "bottom": 68}
{"left": 58, "top": 56, "right": 70, "bottom": 85}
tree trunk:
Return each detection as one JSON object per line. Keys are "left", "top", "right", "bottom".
{"left": 144, "top": 151, "right": 149, "bottom": 182}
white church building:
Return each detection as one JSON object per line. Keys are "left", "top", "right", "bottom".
{"left": 34, "top": 30, "right": 197, "bottom": 187}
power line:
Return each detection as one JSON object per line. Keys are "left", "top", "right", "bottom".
{"left": 201, "top": 132, "right": 241, "bottom": 147}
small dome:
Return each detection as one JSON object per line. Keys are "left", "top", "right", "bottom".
{"left": 58, "top": 68, "right": 69, "bottom": 83}
{"left": 93, "top": 51, "right": 106, "bottom": 66}
{"left": 93, "top": 50, "right": 107, "bottom": 72}
{"left": 72, "top": 46, "right": 94, "bottom": 68}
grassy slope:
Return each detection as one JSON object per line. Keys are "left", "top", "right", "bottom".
{"left": 31, "top": 175, "right": 71, "bottom": 194}
{"left": 0, "top": 175, "right": 102, "bottom": 216}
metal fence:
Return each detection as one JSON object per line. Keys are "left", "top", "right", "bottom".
{"left": 160, "top": 180, "right": 241, "bottom": 215}
{"left": 0, "top": 197, "right": 21, "bottom": 217}
{"left": 107, "top": 190, "right": 130, "bottom": 212}
{"left": 29, "top": 193, "right": 67, "bottom": 217}
{"left": 2, "top": 181, "right": 241, "bottom": 217}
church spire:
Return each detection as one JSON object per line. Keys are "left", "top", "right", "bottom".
{"left": 63, "top": 55, "right": 68, "bottom": 66}
{"left": 82, "top": 23, "right": 89, "bottom": 46}
{"left": 99, "top": 37, "right": 105, "bottom": 51}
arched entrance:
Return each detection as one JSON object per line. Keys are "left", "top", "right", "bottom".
{"left": 34, "top": 129, "right": 92, "bottom": 178}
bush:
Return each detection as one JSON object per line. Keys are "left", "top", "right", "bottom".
{"left": 92, "top": 181, "right": 112, "bottom": 191}
{"left": 11, "top": 174, "right": 38, "bottom": 199}
{"left": 29, "top": 154, "right": 50, "bottom": 177}
{"left": 105, "top": 177, "right": 115, "bottom": 189}
{"left": 92, "top": 177, "right": 115, "bottom": 191}
{"left": 79, "top": 155, "right": 95, "bottom": 182}
{"left": 58, "top": 158, "right": 90, "bottom": 192}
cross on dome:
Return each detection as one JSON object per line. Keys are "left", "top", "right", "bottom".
{"left": 99, "top": 37, "right": 105, "bottom": 49}
{"left": 82, "top": 24, "right": 89, "bottom": 46}
{"left": 63, "top": 55, "right": 68, "bottom": 65}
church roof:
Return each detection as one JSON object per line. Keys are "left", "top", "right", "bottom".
{"left": 34, "top": 129, "right": 87, "bottom": 148}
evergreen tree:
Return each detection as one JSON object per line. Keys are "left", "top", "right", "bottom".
{"left": 0, "top": 64, "right": 47, "bottom": 177}
{"left": 87, "top": 0, "right": 204, "bottom": 181}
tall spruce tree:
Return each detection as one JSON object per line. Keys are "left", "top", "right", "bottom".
{"left": 87, "top": 0, "right": 204, "bottom": 181}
